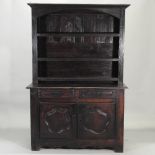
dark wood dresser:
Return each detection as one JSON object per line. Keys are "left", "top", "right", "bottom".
{"left": 27, "top": 4, "right": 129, "bottom": 152}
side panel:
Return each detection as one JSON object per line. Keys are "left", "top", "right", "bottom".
{"left": 115, "top": 89, "right": 124, "bottom": 152}
{"left": 30, "top": 89, "right": 40, "bottom": 150}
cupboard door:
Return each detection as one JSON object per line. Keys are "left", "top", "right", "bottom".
{"left": 40, "top": 103, "right": 76, "bottom": 139}
{"left": 78, "top": 103, "right": 115, "bottom": 139}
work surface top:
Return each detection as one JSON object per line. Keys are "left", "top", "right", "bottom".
{"left": 26, "top": 83, "right": 127, "bottom": 89}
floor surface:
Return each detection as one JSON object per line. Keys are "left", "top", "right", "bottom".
{"left": 0, "top": 128, "right": 154, "bottom": 155}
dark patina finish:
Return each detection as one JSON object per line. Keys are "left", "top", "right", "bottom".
{"left": 27, "top": 3, "right": 129, "bottom": 152}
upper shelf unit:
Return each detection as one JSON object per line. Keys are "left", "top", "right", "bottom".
{"left": 36, "top": 10, "right": 121, "bottom": 84}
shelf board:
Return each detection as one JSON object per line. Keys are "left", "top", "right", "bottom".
{"left": 38, "top": 77, "right": 118, "bottom": 82}
{"left": 38, "top": 58, "right": 119, "bottom": 61}
{"left": 37, "top": 32, "right": 120, "bottom": 37}
{"left": 27, "top": 82, "right": 126, "bottom": 89}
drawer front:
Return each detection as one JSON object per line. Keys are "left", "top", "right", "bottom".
{"left": 79, "top": 89, "right": 115, "bottom": 99}
{"left": 38, "top": 88, "right": 74, "bottom": 98}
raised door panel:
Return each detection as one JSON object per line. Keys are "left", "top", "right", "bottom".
{"left": 40, "top": 103, "right": 76, "bottom": 139}
{"left": 78, "top": 103, "right": 115, "bottom": 139}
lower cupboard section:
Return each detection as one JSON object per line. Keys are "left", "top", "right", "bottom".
{"left": 30, "top": 88, "right": 125, "bottom": 152}
{"left": 39, "top": 102, "right": 116, "bottom": 140}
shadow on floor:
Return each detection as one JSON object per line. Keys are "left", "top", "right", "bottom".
{"left": 0, "top": 128, "right": 154, "bottom": 154}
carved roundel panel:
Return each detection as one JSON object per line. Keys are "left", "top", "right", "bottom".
{"left": 83, "top": 107, "right": 110, "bottom": 135}
{"left": 78, "top": 104, "right": 115, "bottom": 139}
{"left": 44, "top": 107, "right": 71, "bottom": 134}
{"left": 40, "top": 105, "right": 74, "bottom": 138}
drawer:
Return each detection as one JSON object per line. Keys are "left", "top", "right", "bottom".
{"left": 38, "top": 88, "right": 74, "bottom": 98}
{"left": 79, "top": 89, "right": 115, "bottom": 99}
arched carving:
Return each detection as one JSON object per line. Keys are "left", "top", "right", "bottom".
{"left": 33, "top": 6, "right": 121, "bottom": 19}
{"left": 37, "top": 11, "right": 119, "bottom": 33}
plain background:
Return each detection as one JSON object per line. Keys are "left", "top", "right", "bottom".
{"left": 0, "top": 0, "right": 155, "bottom": 154}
